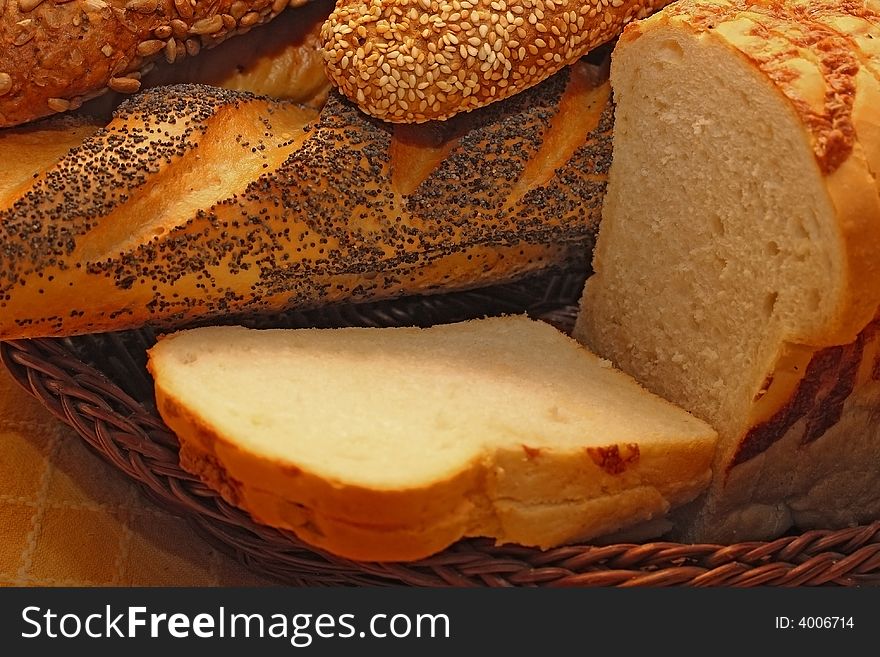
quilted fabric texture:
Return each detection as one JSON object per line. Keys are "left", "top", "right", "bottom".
{"left": 0, "top": 368, "right": 270, "bottom": 586}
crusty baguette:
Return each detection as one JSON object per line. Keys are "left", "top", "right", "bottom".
{"left": 0, "top": 115, "right": 103, "bottom": 208}
{"left": 575, "top": 0, "right": 880, "bottom": 542}
{"left": 0, "top": 60, "right": 612, "bottom": 339}
{"left": 321, "top": 0, "right": 671, "bottom": 122}
{"left": 147, "top": 317, "right": 717, "bottom": 562}
{"left": 0, "top": 0, "right": 311, "bottom": 127}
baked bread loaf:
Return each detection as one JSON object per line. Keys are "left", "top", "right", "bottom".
{"left": 138, "top": 0, "right": 333, "bottom": 106}
{"left": 575, "top": 0, "right": 880, "bottom": 542}
{"left": 0, "top": 60, "right": 612, "bottom": 339}
{"left": 147, "top": 316, "right": 717, "bottom": 562}
{"left": 321, "top": 0, "right": 671, "bottom": 123}
{"left": 0, "top": 115, "right": 102, "bottom": 208}
{"left": 73, "top": 0, "right": 334, "bottom": 118}
{"left": 0, "top": 0, "right": 311, "bottom": 127}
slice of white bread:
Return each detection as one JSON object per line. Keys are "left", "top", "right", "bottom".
{"left": 575, "top": 0, "right": 880, "bottom": 542}
{"left": 147, "top": 316, "right": 716, "bottom": 562}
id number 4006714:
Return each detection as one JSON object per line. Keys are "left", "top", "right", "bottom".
{"left": 775, "top": 617, "right": 854, "bottom": 629}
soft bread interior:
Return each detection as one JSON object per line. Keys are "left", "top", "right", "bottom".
{"left": 151, "top": 317, "right": 713, "bottom": 489}
{"left": 577, "top": 25, "right": 844, "bottom": 463}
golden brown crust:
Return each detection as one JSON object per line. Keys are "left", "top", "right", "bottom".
{"left": 138, "top": 0, "right": 333, "bottom": 105}
{"left": 0, "top": 0, "right": 312, "bottom": 127}
{"left": 0, "top": 61, "right": 611, "bottom": 338}
{"left": 321, "top": 0, "right": 671, "bottom": 123}
{"left": 0, "top": 114, "right": 103, "bottom": 207}
{"left": 676, "top": 317, "right": 880, "bottom": 541}
{"left": 733, "top": 315, "right": 880, "bottom": 469}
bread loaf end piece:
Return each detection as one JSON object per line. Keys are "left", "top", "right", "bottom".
{"left": 575, "top": 0, "right": 880, "bottom": 541}
{"left": 148, "top": 316, "right": 717, "bottom": 562}
{"left": 0, "top": 60, "right": 611, "bottom": 339}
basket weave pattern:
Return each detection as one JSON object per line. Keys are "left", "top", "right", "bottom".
{"left": 3, "top": 272, "right": 880, "bottom": 586}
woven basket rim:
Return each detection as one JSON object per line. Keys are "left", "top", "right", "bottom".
{"left": 3, "top": 271, "right": 880, "bottom": 587}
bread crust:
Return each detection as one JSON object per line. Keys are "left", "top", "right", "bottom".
{"left": 0, "top": 61, "right": 611, "bottom": 338}
{"left": 679, "top": 313, "right": 880, "bottom": 541}
{"left": 321, "top": 0, "right": 672, "bottom": 123}
{"left": 137, "top": 0, "right": 333, "bottom": 106}
{"left": 0, "top": 0, "right": 312, "bottom": 127}
{"left": 0, "top": 114, "right": 103, "bottom": 207}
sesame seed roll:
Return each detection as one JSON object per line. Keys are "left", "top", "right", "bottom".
{"left": 321, "top": 0, "right": 670, "bottom": 123}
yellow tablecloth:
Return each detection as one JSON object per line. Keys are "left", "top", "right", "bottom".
{"left": 0, "top": 368, "right": 271, "bottom": 586}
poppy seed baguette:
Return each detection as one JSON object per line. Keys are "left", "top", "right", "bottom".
{"left": 0, "top": 60, "right": 611, "bottom": 339}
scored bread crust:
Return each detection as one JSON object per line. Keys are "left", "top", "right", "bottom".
{"left": 0, "top": 61, "right": 612, "bottom": 339}
{"left": 0, "top": 0, "right": 311, "bottom": 128}
{"left": 0, "top": 115, "right": 104, "bottom": 208}
{"left": 148, "top": 318, "right": 717, "bottom": 562}
{"left": 578, "top": 0, "right": 880, "bottom": 541}
{"left": 321, "top": 0, "right": 672, "bottom": 123}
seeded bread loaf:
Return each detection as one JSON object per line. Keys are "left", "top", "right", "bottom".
{"left": 66, "top": 0, "right": 333, "bottom": 121}
{"left": 575, "top": 0, "right": 880, "bottom": 542}
{"left": 0, "top": 0, "right": 311, "bottom": 127}
{"left": 0, "top": 60, "right": 612, "bottom": 339}
{"left": 321, "top": 0, "right": 671, "bottom": 123}
{"left": 136, "top": 0, "right": 333, "bottom": 107}
{"left": 147, "top": 316, "right": 717, "bottom": 562}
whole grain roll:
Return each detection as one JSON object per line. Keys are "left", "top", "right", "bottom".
{"left": 321, "top": 0, "right": 670, "bottom": 123}
{"left": 0, "top": 0, "right": 312, "bottom": 128}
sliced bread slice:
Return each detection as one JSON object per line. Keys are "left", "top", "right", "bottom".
{"left": 575, "top": 0, "right": 880, "bottom": 541}
{"left": 147, "top": 316, "right": 716, "bottom": 561}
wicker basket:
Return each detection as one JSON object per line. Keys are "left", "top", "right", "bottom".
{"left": 3, "top": 270, "right": 880, "bottom": 587}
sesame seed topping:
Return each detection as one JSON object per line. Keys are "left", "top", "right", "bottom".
{"left": 322, "top": 0, "right": 668, "bottom": 122}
